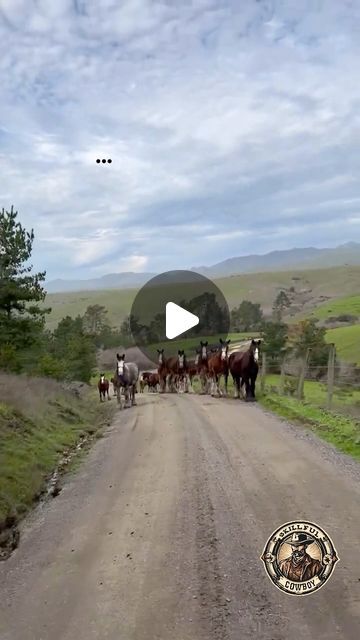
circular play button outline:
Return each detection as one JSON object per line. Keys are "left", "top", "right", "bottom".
{"left": 129, "top": 269, "right": 230, "bottom": 366}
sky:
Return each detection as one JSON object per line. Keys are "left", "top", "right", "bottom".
{"left": 1, "top": 0, "right": 360, "bottom": 281}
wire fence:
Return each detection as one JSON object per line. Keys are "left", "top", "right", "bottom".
{"left": 259, "top": 346, "right": 360, "bottom": 420}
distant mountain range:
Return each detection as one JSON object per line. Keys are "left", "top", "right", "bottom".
{"left": 45, "top": 242, "right": 360, "bottom": 293}
{"left": 46, "top": 271, "right": 156, "bottom": 293}
{"left": 191, "top": 242, "right": 360, "bottom": 278}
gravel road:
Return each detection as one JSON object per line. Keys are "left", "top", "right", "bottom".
{"left": 0, "top": 393, "right": 359, "bottom": 640}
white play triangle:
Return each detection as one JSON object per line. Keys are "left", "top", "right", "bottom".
{"left": 165, "top": 302, "right": 199, "bottom": 339}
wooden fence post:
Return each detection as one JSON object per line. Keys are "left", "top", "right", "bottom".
{"left": 279, "top": 359, "right": 286, "bottom": 395}
{"left": 297, "top": 348, "right": 311, "bottom": 400}
{"left": 327, "top": 343, "right": 336, "bottom": 410}
{"left": 260, "top": 351, "right": 266, "bottom": 394}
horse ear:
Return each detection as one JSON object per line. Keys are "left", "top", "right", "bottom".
{"left": 219, "top": 338, "right": 224, "bottom": 344}
{"left": 227, "top": 339, "right": 231, "bottom": 344}
{"left": 205, "top": 341, "right": 208, "bottom": 346}
{"left": 257, "top": 340, "right": 262, "bottom": 345}
{"left": 251, "top": 339, "right": 255, "bottom": 345}
{"left": 121, "top": 354, "right": 125, "bottom": 359}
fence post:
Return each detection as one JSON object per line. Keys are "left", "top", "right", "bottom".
{"left": 297, "top": 348, "right": 311, "bottom": 400}
{"left": 327, "top": 343, "right": 336, "bottom": 410}
{"left": 279, "top": 359, "right": 286, "bottom": 395}
{"left": 260, "top": 351, "right": 267, "bottom": 394}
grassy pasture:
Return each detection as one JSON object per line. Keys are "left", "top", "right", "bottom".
{"left": 325, "top": 324, "right": 360, "bottom": 364}
{"left": 306, "top": 294, "right": 360, "bottom": 321}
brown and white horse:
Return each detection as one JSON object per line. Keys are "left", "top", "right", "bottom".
{"left": 196, "top": 340, "right": 210, "bottom": 394}
{"left": 139, "top": 371, "right": 152, "bottom": 392}
{"left": 98, "top": 374, "right": 110, "bottom": 401}
{"left": 148, "top": 372, "right": 160, "bottom": 392}
{"left": 166, "top": 350, "right": 188, "bottom": 392}
{"left": 208, "top": 338, "right": 231, "bottom": 397}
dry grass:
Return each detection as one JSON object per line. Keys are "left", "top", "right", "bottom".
{"left": 0, "top": 373, "right": 74, "bottom": 416}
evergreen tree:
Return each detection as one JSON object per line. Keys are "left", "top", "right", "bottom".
{"left": 0, "top": 206, "right": 50, "bottom": 370}
{"left": 230, "top": 300, "right": 263, "bottom": 332}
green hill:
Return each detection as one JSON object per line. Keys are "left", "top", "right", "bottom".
{"left": 43, "top": 265, "right": 360, "bottom": 331}
{"left": 306, "top": 295, "right": 360, "bottom": 321}
{"left": 325, "top": 325, "right": 360, "bottom": 364}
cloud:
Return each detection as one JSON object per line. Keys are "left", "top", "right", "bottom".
{"left": 0, "top": 0, "right": 360, "bottom": 279}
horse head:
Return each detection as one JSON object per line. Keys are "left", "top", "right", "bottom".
{"left": 100, "top": 373, "right": 105, "bottom": 383}
{"left": 250, "top": 339, "right": 261, "bottom": 362}
{"left": 178, "top": 350, "right": 185, "bottom": 369}
{"left": 200, "top": 340, "right": 208, "bottom": 361}
{"left": 194, "top": 348, "right": 200, "bottom": 366}
{"left": 157, "top": 348, "right": 164, "bottom": 365}
{"left": 116, "top": 353, "right": 126, "bottom": 375}
{"left": 219, "top": 338, "right": 231, "bottom": 360}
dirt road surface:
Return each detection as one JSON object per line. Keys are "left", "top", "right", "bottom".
{"left": 1, "top": 393, "right": 359, "bottom": 640}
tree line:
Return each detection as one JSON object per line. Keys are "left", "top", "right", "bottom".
{"left": 0, "top": 207, "right": 330, "bottom": 383}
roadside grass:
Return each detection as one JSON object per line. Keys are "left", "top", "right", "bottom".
{"left": 264, "top": 373, "right": 360, "bottom": 414}
{"left": 0, "top": 373, "right": 114, "bottom": 528}
{"left": 259, "top": 394, "right": 360, "bottom": 461}
{"left": 325, "top": 324, "right": 360, "bottom": 364}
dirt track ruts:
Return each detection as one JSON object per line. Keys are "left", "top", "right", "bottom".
{"left": 0, "top": 393, "right": 359, "bottom": 640}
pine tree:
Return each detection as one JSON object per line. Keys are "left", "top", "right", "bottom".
{"left": 0, "top": 206, "right": 50, "bottom": 369}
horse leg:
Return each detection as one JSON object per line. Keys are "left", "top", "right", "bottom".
{"left": 125, "top": 387, "right": 131, "bottom": 408}
{"left": 218, "top": 374, "right": 223, "bottom": 397}
{"left": 251, "top": 376, "right": 256, "bottom": 400}
{"left": 233, "top": 375, "right": 239, "bottom": 399}
{"left": 117, "top": 384, "right": 123, "bottom": 409}
{"left": 223, "top": 371, "right": 228, "bottom": 397}
{"left": 132, "top": 384, "right": 137, "bottom": 405}
{"left": 244, "top": 377, "right": 251, "bottom": 402}
{"left": 240, "top": 378, "right": 246, "bottom": 400}
{"left": 188, "top": 374, "right": 194, "bottom": 393}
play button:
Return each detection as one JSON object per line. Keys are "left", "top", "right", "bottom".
{"left": 166, "top": 302, "right": 199, "bottom": 339}
{"left": 129, "top": 269, "right": 230, "bottom": 366}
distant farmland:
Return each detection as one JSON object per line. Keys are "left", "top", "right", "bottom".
{"left": 42, "top": 265, "right": 360, "bottom": 364}
{"left": 43, "top": 265, "right": 360, "bottom": 330}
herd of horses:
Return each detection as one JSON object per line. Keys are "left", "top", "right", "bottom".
{"left": 97, "top": 338, "right": 261, "bottom": 408}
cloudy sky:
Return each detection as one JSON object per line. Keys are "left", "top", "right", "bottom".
{"left": 1, "top": 0, "right": 360, "bottom": 281}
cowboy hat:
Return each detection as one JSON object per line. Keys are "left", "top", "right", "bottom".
{"left": 284, "top": 532, "right": 315, "bottom": 546}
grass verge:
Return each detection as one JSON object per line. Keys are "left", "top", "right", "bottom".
{"left": 259, "top": 393, "right": 360, "bottom": 461}
{"left": 0, "top": 373, "right": 115, "bottom": 533}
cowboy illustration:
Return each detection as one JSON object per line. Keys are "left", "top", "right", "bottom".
{"left": 279, "top": 532, "right": 323, "bottom": 582}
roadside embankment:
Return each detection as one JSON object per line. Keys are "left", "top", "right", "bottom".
{"left": 0, "top": 372, "right": 114, "bottom": 559}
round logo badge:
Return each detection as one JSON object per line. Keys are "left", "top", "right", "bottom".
{"left": 261, "top": 520, "right": 339, "bottom": 596}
